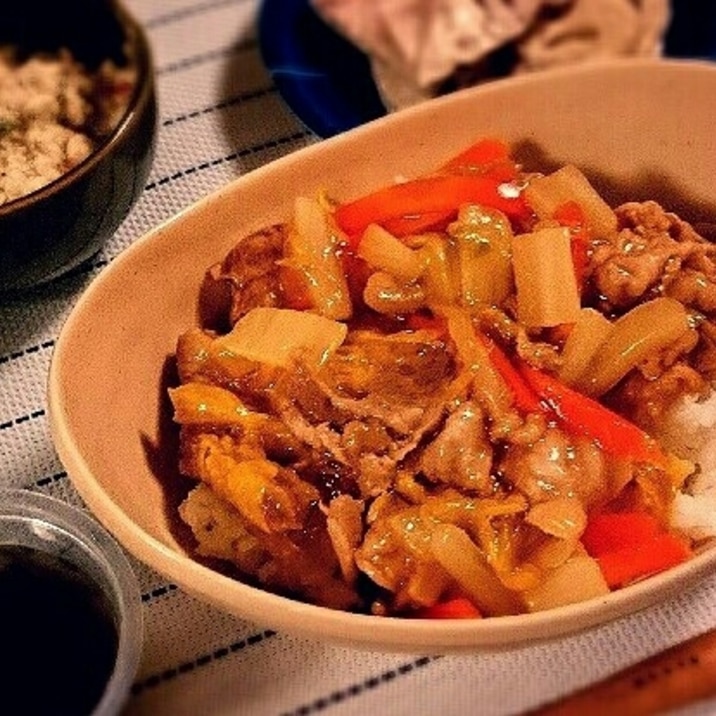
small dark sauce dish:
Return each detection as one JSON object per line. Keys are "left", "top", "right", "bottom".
{"left": 0, "top": 489, "right": 143, "bottom": 715}
{"left": 1, "top": 544, "right": 119, "bottom": 715}
{"left": 0, "top": 0, "right": 157, "bottom": 292}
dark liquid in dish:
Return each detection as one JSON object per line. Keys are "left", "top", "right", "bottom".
{"left": 0, "top": 544, "right": 119, "bottom": 715}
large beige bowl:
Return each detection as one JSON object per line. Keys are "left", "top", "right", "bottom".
{"left": 49, "top": 59, "right": 716, "bottom": 652}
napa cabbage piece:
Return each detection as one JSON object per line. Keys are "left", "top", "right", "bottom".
{"left": 523, "top": 547, "right": 609, "bottom": 612}
{"left": 429, "top": 522, "right": 522, "bottom": 616}
{"left": 284, "top": 195, "right": 352, "bottom": 320}
{"left": 190, "top": 433, "right": 319, "bottom": 533}
{"left": 448, "top": 204, "right": 514, "bottom": 308}
{"left": 357, "top": 223, "right": 424, "bottom": 281}
{"left": 512, "top": 226, "right": 581, "bottom": 327}
{"left": 175, "top": 327, "right": 257, "bottom": 384}
{"left": 574, "top": 297, "right": 692, "bottom": 397}
{"left": 524, "top": 497, "right": 588, "bottom": 574}
{"left": 213, "top": 306, "right": 348, "bottom": 368}
{"left": 168, "top": 382, "right": 268, "bottom": 427}
{"left": 362, "top": 270, "right": 426, "bottom": 315}
{"left": 558, "top": 308, "right": 614, "bottom": 386}
{"left": 418, "top": 232, "right": 460, "bottom": 306}
{"left": 524, "top": 164, "right": 618, "bottom": 240}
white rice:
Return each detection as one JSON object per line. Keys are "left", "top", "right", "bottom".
{"left": 661, "top": 392, "right": 716, "bottom": 541}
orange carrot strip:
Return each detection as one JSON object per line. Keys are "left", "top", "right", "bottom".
{"left": 439, "top": 137, "right": 519, "bottom": 181}
{"left": 518, "top": 363, "right": 668, "bottom": 467}
{"left": 414, "top": 598, "right": 482, "bottom": 619}
{"left": 381, "top": 210, "right": 453, "bottom": 238}
{"left": 595, "top": 533, "right": 692, "bottom": 589}
{"left": 582, "top": 512, "right": 662, "bottom": 557}
{"left": 334, "top": 175, "right": 530, "bottom": 239}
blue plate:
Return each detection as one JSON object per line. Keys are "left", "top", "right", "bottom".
{"left": 258, "top": 0, "right": 386, "bottom": 138}
{"left": 259, "top": 0, "right": 716, "bottom": 139}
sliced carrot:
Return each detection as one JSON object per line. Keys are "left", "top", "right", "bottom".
{"left": 334, "top": 175, "right": 530, "bottom": 239}
{"left": 335, "top": 137, "right": 530, "bottom": 244}
{"left": 594, "top": 532, "right": 692, "bottom": 589}
{"left": 414, "top": 597, "right": 482, "bottom": 619}
{"left": 441, "top": 137, "right": 512, "bottom": 170}
{"left": 517, "top": 363, "right": 667, "bottom": 467}
{"left": 582, "top": 512, "right": 661, "bottom": 557}
{"left": 552, "top": 200, "right": 585, "bottom": 227}
{"left": 439, "top": 137, "right": 519, "bottom": 182}
{"left": 381, "top": 210, "right": 453, "bottom": 238}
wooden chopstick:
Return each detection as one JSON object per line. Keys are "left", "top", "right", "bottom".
{"left": 527, "top": 627, "right": 716, "bottom": 715}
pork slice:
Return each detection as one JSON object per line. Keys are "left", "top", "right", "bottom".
{"left": 608, "top": 362, "right": 710, "bottom": 432}
{"left": 590, "top": 201, "right": 716, "bottom": 312}
{"left": 419, "top": 401, "right": 494, "bottom": 494}
{"left": 324, "top": 494, "right": 365, "bottom": 583}
{"left": 693, "top": 320, "right": 716, "bottom": 382}
{"left": 499, "top": 425, "right": 607, "bottom": 507}
{"left": 199, "top": 224, "right": 287, "bottom": 329}
{"left": 265, "top": 330, "right": 460, "bottom": 497}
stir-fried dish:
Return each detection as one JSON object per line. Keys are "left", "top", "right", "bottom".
{"left": 169, "top": 138, "right": 716, "bottom": 618}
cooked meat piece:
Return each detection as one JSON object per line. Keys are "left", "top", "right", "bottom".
{"left": 637, "top": 328, "right": 700, "bottom": 380}
{"left": 271, "top": 396, "right": 351, "bottom": 464}
{"left": 477, "top": 305, "right": 521, "bottom": 343}
{"left": 177, "top": 428, "right": 256, "bottom": 479}
{"left": 274, "top": 363, "right": 354, "bottom": 430}
{"left": 693, "top": 319, "right": 716, "bottom": 381}
{"left": 664, "top": 267, "right": 716, "bottom": 314}
{"left": 186, "top": 432, "right": 320, "bottom": 533}
{"left": 177, "top": 414, "right": 311, "bottom": 479}
{"left": 261, "top": 330, "right": 462, "bottom": 498}
{"left": 608, "top": 361, "right": 710, "bottom": 431}
{"left": 199, "top": 224, "right": 287, "bottom": 330}
{"left": 325, "top": 329, "right": 457, "bottom": 406}
{"left": 590, "top": 201, "right": 716, "bottom": 312}
{"left": 270, "top": 380, "right": 445, "bottom": 498}
{"left": 499, "top": 426, "right": 607, "bottom": 506}
{"left": 179, "top": 483, "right": 269, "bottom": 572}
{"left": 270, "top": 330, "right": 455, "bottom": 435}
{"left": 354, "top": 506, "right": 452, "bottom": 609}
{"left": 180, "top": 484, "right": 359, "bottom": 610}
{"left": 514, "top": 327, "right": 562, "bottom": 372}
{"left": 355, "top": 454, "right": 398, "bottom": 497}
{"left": 477, "top": 306, "right": 562, "bottom": 372}
{"left": 324, "top": 494, "right": 365, "bottom": 583}
{"left": 341, "top": 419, "right": 394, "bottom": 459}
{"left": 291, "top": 452, "right": 359, "bottom": 503}
{"left": 419, "top": 401, "right": 494, "bottom": 494}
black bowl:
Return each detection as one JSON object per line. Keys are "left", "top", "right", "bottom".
{"left": 0, "top": 0, "right": 157, "bottom": 292}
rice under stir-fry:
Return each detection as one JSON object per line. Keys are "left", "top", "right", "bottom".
{"left": 169, "top": 138, "right": 716, "bottom": 618}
